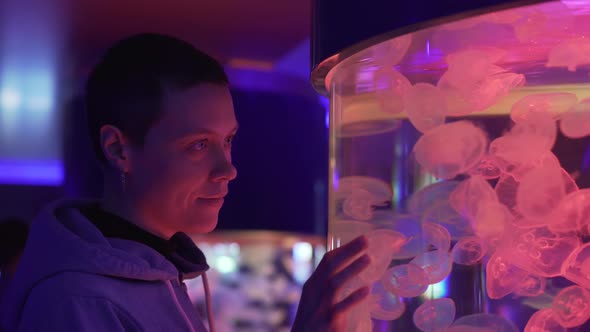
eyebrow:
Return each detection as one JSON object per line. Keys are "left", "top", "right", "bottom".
{"left": 176, "top": 124, "right": 239, "bottom": 139}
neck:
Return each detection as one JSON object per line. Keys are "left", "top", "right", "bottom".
{"left": 101, "top": 173, "right": 173, "bottom": 240}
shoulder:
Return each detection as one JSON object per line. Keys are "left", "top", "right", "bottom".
{"left": 19, "top": 271, "right": 145, "bottom": 330}
{"left": 21, "top": 288, "right": 141, "bottom": 331}
{"left": 28, "top": 270, "right": 157, "bottom": 300}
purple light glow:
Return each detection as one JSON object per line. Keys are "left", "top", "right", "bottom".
{"left": 0, "top": 159, "right": 64, "bottom": 186}
{"left": 318, "top": 95, "right": 330, "bottom": 128}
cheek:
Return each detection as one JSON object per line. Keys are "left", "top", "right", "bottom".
{"left": 131, "top": 149, "right": 211, "bottom": 193}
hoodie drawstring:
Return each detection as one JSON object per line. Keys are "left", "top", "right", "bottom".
{"left": 166, "top": 280, "right": 196, "bottom": 332}
{"left": 201, "top": 272, "right": 215, "bottom": 332}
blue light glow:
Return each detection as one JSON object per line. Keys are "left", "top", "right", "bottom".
{"left": 23, "top": 69, "right": 55, "bottom": 112}
{"left": 0, "top": 159, "right": 64, "bottom": 186}
{"left": 0, "top": 88, "right": 21, "bottom": 111}
{"left": 318, "top": 95, "right": 330, "bottom": 128}
{"left": 0, "top": 0, "right": 63, "bottom": 186}
{"left": 421, "top": 275, "right": 450, "bottom": 300}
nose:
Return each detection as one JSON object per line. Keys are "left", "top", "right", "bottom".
{"left": 211, "top": 149, "right": 237, "bottom": 182}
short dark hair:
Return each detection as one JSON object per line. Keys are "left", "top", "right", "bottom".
{"left": 0, "top": 217, "right": 29, "bottom": 268}
{"left": 85, "top": 33, "right": 229, "bottom": 163}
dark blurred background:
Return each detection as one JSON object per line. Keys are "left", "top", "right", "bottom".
{"left": 0, "top": 0, "right": 328, "bottom": 236}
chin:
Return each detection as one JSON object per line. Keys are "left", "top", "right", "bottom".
{"left": 182, "top": 215, "right": 218, "bottom": 235}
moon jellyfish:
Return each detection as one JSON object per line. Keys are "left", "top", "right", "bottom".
{"left": 451, "top": 236, "right": 486, "bottom": 265}
{"left": 524, "top": 308, "right": 566, "bottom": 332}
{"left": 560, "top": 98, "right": 590, "bottom": 139}
{"left": 552, "top": 285, "right": 590, "bottom": 328}
{"left": 449, "top": 175, "right": 497, "bottom": 221}
{"left": 473, "top": 200, "right": 512, "bottom": 242}
{"left": 546, "top": 37, "right": 590, "bottom": 72}
{"left": 387, "top": 213, "right": 428, "bottom": 259}
{"left": 330, "top": 219, "right": 375, "bottom": 244}
{"left": 510, "top": 93, "right": 577, "bottom": 123}
{"left": 500, "top": 226, "right": 579, "bottom": 277}
{"left": 407, "top": 180, "right": 460, "bottom": 215}
{"left": 468, "top": 155, "right": 502, "bottom": 179}
{"left": 486, "top": 252, "right": 529, "bottom": 299}
{"left": 410, "top": 250, "right": 453, "bottom": 284}
{"left": 450, "top": 313, "right": 519, "bottom": 332}
{"left": 549, "top": 188, "right": 590, "bottom": 233}
{"left": 334, "top": 176, "right": 393, "bottom": 221}
{"left": 562, "top": 242, "right": 590, "bottom": 290}
{"left": 369, "top": 280, "right": 406, "bottom": 321}
{"left": 382, "top": 263, "right": 429, "bottom": 298}
{"left": 412, "top": 298, "right": 456, "bottom": 332}
{"left": 373, "top": 66, "right": 411, "bottom": 115}
{"left": 413, "top": 121, "right": 488, "bottom": 179}
{"left": 422, "top": 222, "right": 451, "bottom": 253}
{"left": 515, "top": 274, "right": 547, "bottom": 297}
{"left": 358, "top": 229, "right": 407, "bottom": 283}
{"left": 404, "top": 83, "right": 447, "bottom": 133}
{"left": 422, "top": 199, "right": 474, "bottom": 240}
{"left": 516, "top": 165, "right": 566, "bottom": 219}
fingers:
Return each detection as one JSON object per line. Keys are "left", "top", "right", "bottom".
{"left": 331, "top": 254, "right": 371, "bottom": 290}
{"left": 332, "top": 286, "right": 370, "bottom": 316}
{"left": 293, "top": 236, "right": 372, "bottom": 332}
{"left": 316, "top": 235, "right": 368, "bottom": 276}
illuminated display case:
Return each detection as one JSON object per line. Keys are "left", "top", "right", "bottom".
{"left": 312, "top": 0, "right": 590, "bottom": 330}
{"left": 188, "top": 231, "right": 325, "bottom": 332}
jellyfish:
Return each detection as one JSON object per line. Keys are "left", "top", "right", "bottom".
{"left": 382, "top": 263, "right": 429, "bottom": 298}
{"left": 515, "top": 274, "right": 547, "bottom": 297}
{"left": 358, "top": 229, "right": 407, "bottom": 283}
{"left": 450, "top": 313, "right": 519, "bottom": 332}
{"left": 422, "top": 199, "right": 474, "bottom": 240}
{"left": 451, "top": 236, "right": 487, "bottom": 265}
{"left": 335, "top": 176, "right": 392, "bottom": 220}
{"left": 369, "top": 280, "right": 406, "bottom": 321}
{"left": 468, "top": 155, "right": 502, "bottom": 180}
{"left": 486, "top": 252, "right": 529, "bottom": 299}
{"left": 404, "top": 83, "right": 447, "bottom": 133}
{"left": 516, "top": 165, "right": 566, "bottom": 219}
{"left": 413, "top": 121, "right": 488, "bottom": 179}
{"left": 560, "top": 98, "right": 590, "bottom": 139}
{"left": 410, "top": 250, "right": 453, "bottom": 284}
{"left": 378, "top": 212, "right": 428, "bottom": 259}
{"left": 422, "top": 222, "right": 451, "bottom": 253}
{"left": 552, "top": 285, "right": 590, "bottom": 328}
{"left": 449, "top": 175, "right": 497, "bottom": 221}
{"left": 413, "top": 298, "right": 456, "bottom": 332}
{"left": 373, "top": 66, "right": 411, "bottom": 115}
{"left": 498, "top": 226, "right": 579, "bottom": 277}
{"left": 547, "top": 37, "right": 590, "bottom": 72}
{"left": 490, "top": 113, "right": 557, "bottom": 175}
{"left": 330, "top": 219, "right": 376, "bottom": 244}
{"left": 510, "top": 93, "right": 577, "bottom": 122}
{"left": 407, "top": 180, "right": 460, "bottom": 215}
{"left": 562, "top": 242, "right": 590, "bottom": 290}
{"left": 524, "top": 308, "right": 566, "bottom": 332}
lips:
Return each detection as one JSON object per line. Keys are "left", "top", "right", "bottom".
{"left": 199, "top": 193, "right": 227, "bottom": 200}
{"left": 196, "top": 195, "right": 226, "bottom": 207}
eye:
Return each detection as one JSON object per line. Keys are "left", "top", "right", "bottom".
{"left": 225, "top": 135, "right": 235, "bottom": 147}
{"left": 191, "top": 139, "right": 208, "bottom": 151}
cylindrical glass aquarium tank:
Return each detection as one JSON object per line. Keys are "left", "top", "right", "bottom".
{"left": 312, "top": 0, "right": 590, "bottom": 331}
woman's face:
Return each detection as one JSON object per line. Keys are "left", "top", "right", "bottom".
{"left": 126, "top": 83, "right": 238, "bottom": 238}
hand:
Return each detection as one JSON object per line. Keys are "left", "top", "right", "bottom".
{"left": 291, "top": 235, "right": 371, "bottom": 332}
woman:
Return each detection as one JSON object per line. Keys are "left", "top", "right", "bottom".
{"left": 0, "top": 33, "right": 371, "bottom": 332}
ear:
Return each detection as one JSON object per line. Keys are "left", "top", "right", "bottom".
{"left": 99, "top": 125, "right": 131, "bottom": 172}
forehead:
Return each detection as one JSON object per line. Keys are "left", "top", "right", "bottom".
{"left": 149, "top": 84, "right": 237, "bottom": 140}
